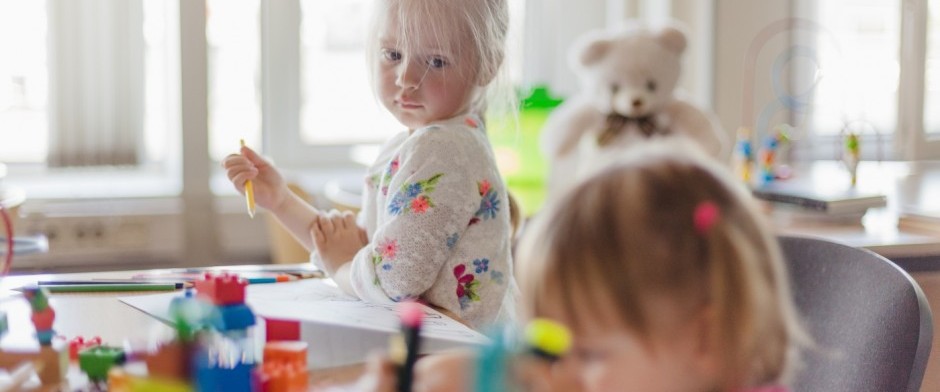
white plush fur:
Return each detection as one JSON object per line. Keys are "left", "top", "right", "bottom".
{"left": 540, "top": 22, "right": 728, "bottom": 196}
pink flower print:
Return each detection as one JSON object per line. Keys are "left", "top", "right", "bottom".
{"left": 477, "top": 180, "right": 491, "bottom": 196}
{"left": 465, "top": 117, "right": 479, "bottom": 128}
{"left": 386, "top": 158, "right": 400, "bottom": 179}
{"left": 453, "top": 264, "right": 480, "bottom": 308}
{"left": 410, "top": 196, "right": 430, "bottom": 214}
{"left": 377, "top": 238, "right": 398, "bottom": 259}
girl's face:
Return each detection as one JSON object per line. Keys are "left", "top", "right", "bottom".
{"left": 540, "top": 297, "right": 717, "bottom": 392}
{"left": 374, "top": 6, "right": 482, "bottom": 130}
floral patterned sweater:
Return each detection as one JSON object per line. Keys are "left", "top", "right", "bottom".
{"left": 336, "top": 114, "right": 516, "bottom": 329}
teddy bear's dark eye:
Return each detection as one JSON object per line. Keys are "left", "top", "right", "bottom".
{"left": 646, "top": 80, "right": 657, "bottom": 92}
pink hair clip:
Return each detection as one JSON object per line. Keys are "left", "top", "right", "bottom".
{"left": 693, "top": 201, "right": 719, "bottom": 235}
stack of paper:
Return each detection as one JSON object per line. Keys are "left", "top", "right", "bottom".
{"left": 120, "top": 279, "right": 488, "bottom": 368}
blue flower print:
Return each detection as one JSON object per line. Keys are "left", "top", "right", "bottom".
{"left": 405, "top": 183, "right": 423, "bottom": 198}
{"left": 475, "top": 190, "right": 501, "bottom": 220}
{"left": 446, "top": 233, "right": 459, "bottom": 250}
{"left": 491, "top": 270, "right": 504, "bottom": 285}
{"left": 388, "top": 192, "right": 408, "bottom": 215}
{"left": 387, "top": 174, "right": 443, "bottom": 215}
{"left": 473, "top": 258, "right": 489, "bottom": 274}
{"left": 382, "top": 264, "right": 392, "bottom": 271}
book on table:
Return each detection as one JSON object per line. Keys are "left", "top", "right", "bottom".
{"left": 897, "top": 206, "right": 940, "bottom": 233}
{"left": 751, "top": 182, "right": 887, "bottom": 215}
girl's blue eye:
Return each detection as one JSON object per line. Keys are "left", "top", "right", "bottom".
{"left": 427, "top": 57, "right": 447, "bottom": 69}
{"left": 382, "top": 49, "right": 402, "bottom": 62}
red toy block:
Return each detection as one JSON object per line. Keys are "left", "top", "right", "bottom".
{"left": 195, "top": 273, "right": 247, "bottom": 305}
{"left": 263, "top": 341, "right": 307, "bottom": 368}
{"left": 68, "top": 336, "right": 102, "bottom": 361}
{"left": 264, "top": 318, "right": 300, "bottom": 342}
{"left": 31, "top": 307, "right": 56, "bottom": 331}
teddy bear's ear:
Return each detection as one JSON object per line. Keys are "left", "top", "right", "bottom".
{"left": 657, "top": 26, "right": 687, "bottom": 54}
{"left": 574, "top": 36, "right": 613, "bottom": 68}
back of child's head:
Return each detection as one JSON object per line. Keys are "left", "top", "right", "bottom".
{"left": 518, "top": 142, "right": 806, "bottom": 389}
{"left": 367, "top": 0, "right": 510, "bottom": 115}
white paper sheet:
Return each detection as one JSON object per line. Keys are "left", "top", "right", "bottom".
{"left": 119, "top": 279, "right": 488, "bottom": 368}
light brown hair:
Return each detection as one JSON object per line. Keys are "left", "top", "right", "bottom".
{"left": 518, "top": 144, "right": 806, "bottom": 389}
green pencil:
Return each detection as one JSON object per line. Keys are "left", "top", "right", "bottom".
{"left": 37, "top": 283, "right": 181, "bottom": 293}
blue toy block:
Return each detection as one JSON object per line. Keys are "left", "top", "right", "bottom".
{"left": 208, "top": 304, "right": 256, "bottom": 332}
{"left": 36, "top": 329, "right": 56, "bottom": 345}
{"left": 195, "top": 360, "right": 254, "bottom": 392}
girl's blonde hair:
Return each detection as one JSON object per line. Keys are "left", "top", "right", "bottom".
{"left": 366, "top": 0, "right": 512, "bottom": 116}
{"left": 518, "top": 143, "right": 807, "bottom": 390}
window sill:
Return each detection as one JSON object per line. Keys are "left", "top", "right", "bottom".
{"left": 5, "top": 164, "right": 181, "bottom": 200}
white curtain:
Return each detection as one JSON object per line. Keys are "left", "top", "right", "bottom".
{"left": 47, "top": 0, "right": 144, "bottom": 167}
{"left": 521, "top": 0, "right": 713, "bottom": 103}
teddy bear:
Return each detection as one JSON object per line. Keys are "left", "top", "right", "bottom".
{"left": 540, "top": 22, "right": 728, "bottom": 196}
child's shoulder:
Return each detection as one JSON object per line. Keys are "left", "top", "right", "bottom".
{"left": 404, "top": 115, "right": 490, "bottom": 153}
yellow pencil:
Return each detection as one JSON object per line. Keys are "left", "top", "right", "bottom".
{"left": 240, "top": 139, "right": 256, "bottom": 218}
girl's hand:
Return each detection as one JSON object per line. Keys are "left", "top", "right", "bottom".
{"left": 221, "top": 145, "right": 290, "bottom": 212}
{"left": 351, "top": 351, "right": 472, "bottom": 392}
{"left": 312, "top": 209, "right": 368, "bottom": 275}
{"left": 347, "top": 353, "right": 397, "bottom": 392}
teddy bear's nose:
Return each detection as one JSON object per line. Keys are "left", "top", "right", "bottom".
{"left": 632, "top": 99, "right": 643, "bottom": 108}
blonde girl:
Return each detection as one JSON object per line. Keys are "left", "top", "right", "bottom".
{"left": 517, "top": 144, "right": 807, "bottom": 391}
{"left": 223, "top": 0, "right": 516, "bottom": 329}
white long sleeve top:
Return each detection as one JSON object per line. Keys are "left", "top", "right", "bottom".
{"left": 335, "top": 114, "right": 516, "bottom": 329}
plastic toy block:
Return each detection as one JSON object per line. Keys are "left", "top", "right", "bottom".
{"left": 109, "top": 368, "right": 194, "bottom": 392}
{"left": 69, "top": 336, "right": 102, "bottom": 361}
{"left": 263, "top": 341, "right": 307, "bottom": 368}
{"left": 195, "top": 273, "right": 248, "bottom": 306}
{"left": 256, "top": 361, "right": 308, "bottom": 392}
{"left": 144, "top": 341, "right": 193, "bottom": 380}
{"left": 0, "top": 311, "right": 8, "bottom": 336}
{"left": 31, "top": 307, "right": 56, "bottom": 331}
{"left": 169, "top": 291, "right": 211, "bottom": 341}
{"left": 22, "top": 286, "right": 51, "bottom": 311}
{"left": 209, "top": 303, "right": 256, "bottom": 332}
{"left": 264, "top": 318, "right": 300, "bottom": 342}
{"left": 0, "top": 343, "right": 69, "bottom": 389}
{"left": 79, "top": 345, "right": 126, "bottom": 382}
{"left": 195, "top": 361, "right": 255, "bottom": 392}
{"left": 35, "top": 329, "right": 57, "bottom": 345}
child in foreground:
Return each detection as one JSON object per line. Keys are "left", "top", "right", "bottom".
{"left": 348, "top": 143, "right": 808, "bottom": 391}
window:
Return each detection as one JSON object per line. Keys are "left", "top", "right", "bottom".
{"left": 792, "top": 0, "right": 940, "bottom": 159}
{"left": 0, "top": 0, "right": 176, "bottom": 168}
{"left": 0, "top": 1, "right": 48, "bottom": 163}
{"left": 927, "top": 0, "right": 940, "bottom": 135}
{"left": 802, "top": 1, "right": 900, "bottom": 137}
{"left": 299, "top": 0, "right": 397, "bottom": 146}
{"left": 206, "top": 0, "right": 262, "bottom": 162}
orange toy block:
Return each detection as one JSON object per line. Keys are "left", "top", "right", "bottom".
{"left": 144, "top": 341, "right": 194, "bottom": 380}
{"left": 257, "top": 361, "right": 308, "bottom": 392}
{"left": 264, "top": 341, "right": 307, "bottom": 368}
